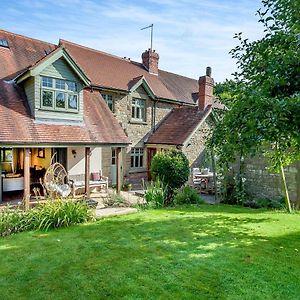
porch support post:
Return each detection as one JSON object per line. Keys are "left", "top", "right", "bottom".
{"left": 85, "top": 147, "right": 91, "bottom": 198}
{"left": 24, "top": 148, "right": 30, "bottom": 210}
{"left": 116, "top": 147, "right": 122, "bottom": 194}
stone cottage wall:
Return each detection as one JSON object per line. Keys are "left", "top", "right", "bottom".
{"left": 101, "top": 88, "right": 177, "bottom": 183}
{"left": 182, "top": 118, "right": 212, "bottom": 169}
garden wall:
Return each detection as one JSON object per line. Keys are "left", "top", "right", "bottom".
{"left": 240, "top": 157, "right": 299, "bottom": 203}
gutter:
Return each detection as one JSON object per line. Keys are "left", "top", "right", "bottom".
{"left": 0, "top": 142, "right": 130, "bottom": 148}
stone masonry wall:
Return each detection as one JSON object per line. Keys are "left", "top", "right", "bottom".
{"left": 100, "top": 87, "right": 177, "bottom": 183}
{"left": 237, "top": 156, "right": 299, "bottom": 203}
{"left": 182, "top": 118, "right": 212, "bottom": 168}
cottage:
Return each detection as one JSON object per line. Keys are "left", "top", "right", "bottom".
{"left": 0, "top": 30, "right": 129, "bottom": 204}
{"left": 0, "top": 29, "right": 222, "bottom": 203}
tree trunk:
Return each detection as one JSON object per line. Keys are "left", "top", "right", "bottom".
{"left": 279, "top": 158, "right": 292, "bottom": 213}
{"left": 296, "top": 161, "right": 300, "bottom": 210}
{"left": 211, "top": 148, "right": 218, "bottom": 203}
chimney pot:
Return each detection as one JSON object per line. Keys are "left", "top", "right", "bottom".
{"left": 206, "top": 66, "right": 212, "bottom": 77}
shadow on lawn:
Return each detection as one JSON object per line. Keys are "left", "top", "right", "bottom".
{"left": 0, "top": 209, "right": 299, "bottom": 299}
{"left": 168, "top": 204, "right": 277, "bottom": 214}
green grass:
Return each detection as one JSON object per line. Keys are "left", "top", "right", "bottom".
{"left": 0, "top": 205, "right": 299, "bottom": 299}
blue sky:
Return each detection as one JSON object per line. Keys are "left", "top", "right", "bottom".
{"left": 0, "top": 0, "right": 263, "bottom": 82}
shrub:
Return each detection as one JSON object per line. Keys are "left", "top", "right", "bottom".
{"left": 27, "top": 199, "right": 94, "bottom": 230}
{"left": 144, "top": 178, "right": 167, "bottom": 208}
{"left": 151, "top": 150, "right": 190, "bottom": 205}
{"left": 220, "top": 173, "right": 249, "bottom": 205}
{"left": 0, "top": 206, "right": 28, "bottom": 236}
{"left": 174, "top": 186, "right": 204, "bottom": 205}
{"left": 0, "top": 199, "right": 94, "bottom": 236}
{"left": 243, "top": 197, "right": 284, "bottom": 209}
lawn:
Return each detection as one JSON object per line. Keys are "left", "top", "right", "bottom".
{"left": 0, "top": 205, "right": 299, "bottom": 299}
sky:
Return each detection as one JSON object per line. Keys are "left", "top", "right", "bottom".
{"left": 0, "top": 0, "right": 264, "bottom": 82}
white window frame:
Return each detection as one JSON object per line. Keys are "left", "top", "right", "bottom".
{"left": 130, "top": 148, "right": 144, "bottom": 169}
{"left": 131, "top": 98, "right": 146, "bottom": 121}
{"left": 40, "top": 76, "right": 79, "bottom": 112}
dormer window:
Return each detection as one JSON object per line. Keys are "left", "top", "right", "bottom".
{"left": 41, "top": 76, "right": 79, "bottom": 112}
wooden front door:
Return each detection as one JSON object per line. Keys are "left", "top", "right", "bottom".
{"left": 147, "top": 148, "right": 157, "bottom": 180}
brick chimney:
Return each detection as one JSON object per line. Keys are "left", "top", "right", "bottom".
{"left": 142, "top": 49, "right": 159, "bottom": 75}
{"left": 198, "top": 67, "right": 214, "bottom": 111}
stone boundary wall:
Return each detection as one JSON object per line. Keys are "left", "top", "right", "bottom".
{"left": 240, "top": 157, "right": 299, "bottom": 203}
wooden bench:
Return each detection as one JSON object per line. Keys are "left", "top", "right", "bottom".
{"left": 69, "top": 171, "right": 108, "bottom": 197}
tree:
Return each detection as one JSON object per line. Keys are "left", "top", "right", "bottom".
{"left": 151, "top": 149, "right": 190, "bottom": 205}
{"left": 210, "top": 0, "right": 300, "bottom": 212}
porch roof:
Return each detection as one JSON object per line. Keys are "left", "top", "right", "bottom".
{"left": 0, "top": 80, "right": 130, "bottom": 146}
{"left": 145, "top": 105, "right": 212, "bottom": 146}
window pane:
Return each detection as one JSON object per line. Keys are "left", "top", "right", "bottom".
{"left": 67, "top": 81, "right": 77, "bottom": 92}
{"left": 42, "top": 76, "right": 53, "bottom": 88}
{"left": 131, "top": 156, "right": 134, "bottom": 168}
{"left": 68, "top": 94, "right": 78, "bottom": 109}
{"left": 111, "top": 149, "right": 116, "bottom": 165}
{"left": 132, "top": 98, "right": 145, "bottom": 120}
{"left": 3, "top": 149, "right": 12, "bottom": 162}
{"left": 56, "top": 92, "right": 65, "bottom": 108}
{"left": 134, "top": 156, "right": 138, "bottom": 168}
{"left": 130, "top": 148, "right": 144, "bottom": 168}
{"left": 102, "top": 94, "right": 113, "bottom": 111}
{"left": 56, "top": 79, "right": 65, "bottom": 90}
{"left": 42, "top": 90, "right": 53, "bottom": 107}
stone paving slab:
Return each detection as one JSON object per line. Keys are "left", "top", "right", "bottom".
{"left": 95, "top": 207, "right": 138, "bottom": 219}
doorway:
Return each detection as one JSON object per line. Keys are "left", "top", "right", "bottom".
{"left": 52, "top": 148, "right": 67, "bottom": 169}
{"left": 111, "top": 148, "right": 117, "bottom": 185}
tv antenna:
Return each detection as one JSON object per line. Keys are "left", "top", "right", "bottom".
{"left": 140, "top": 24, "right": 154, "bottom": 51}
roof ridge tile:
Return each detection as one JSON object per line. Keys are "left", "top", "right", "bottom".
{"left": 0, "top": 28, "right": 55, "bottom": 46}
{"left": 59, "top": 39, "right": 133, "bottom": 64}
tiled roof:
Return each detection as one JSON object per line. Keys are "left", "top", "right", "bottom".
{"left": 158, "top": 70, "right": 199, "bottom": 104}
{"left": 0, "top": 80, "right": 129, "bottom": 145}
{"left": 146, "top": 106, "right": 212, "bottom": 146}
{"left": 0, "top": 30, "right": 56, "bottom": 80}
{"left": 0, "top": 29, "right": 210, "bottom": 105}
{"left": 60, "top": 39, "right": 183, "bottom": 101}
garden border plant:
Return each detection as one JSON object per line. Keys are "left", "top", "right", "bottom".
{"left": 0, "top": 198, "right": 94, "bottom": 237}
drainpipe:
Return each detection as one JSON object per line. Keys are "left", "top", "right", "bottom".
{"left": 153, "top": 100, "right": 157, "bottom": 132}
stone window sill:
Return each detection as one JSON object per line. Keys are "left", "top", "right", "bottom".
{"left": 129, "top": 168, "right": 147, "bottom": 174}
{"left": 129, "top": 120, "right": 147, "bottom": 125}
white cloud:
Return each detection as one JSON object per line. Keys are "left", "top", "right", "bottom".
{"left": 0, "top": 0, "right": 263, "bottom": 82}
